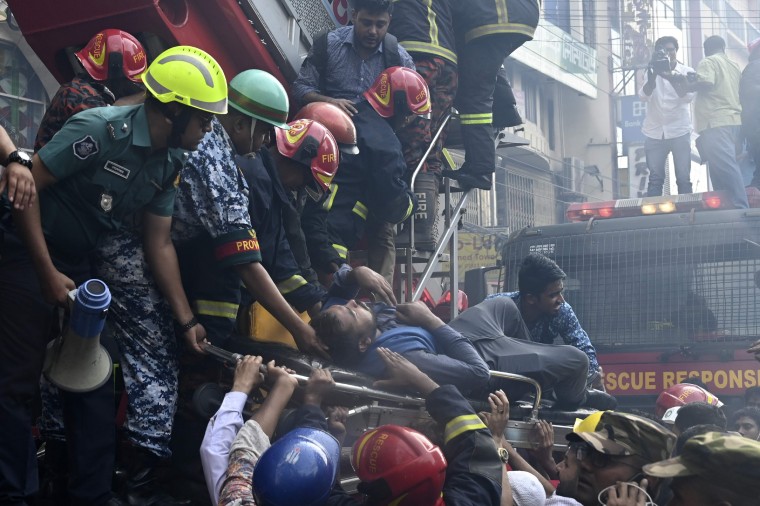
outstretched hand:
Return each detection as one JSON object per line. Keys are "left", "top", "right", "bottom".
{"left": 293, "top": 325, "right": 331, "bottom": 360}
{"left": 264, "top": 360, "right": 298, "bottom": 389}
{"left": 0, "top": 163, "right": 36, "bottom": 210}
{"left": 372, "top": 347, "right": 439, "bottom": 395}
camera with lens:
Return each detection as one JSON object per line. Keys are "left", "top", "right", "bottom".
{"left": 650, "top": 49, "right": 671, "bottom": 75}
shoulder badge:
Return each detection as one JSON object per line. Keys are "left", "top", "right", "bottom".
{"left": 72, "top": 135, "right": 99, "bottom": 160}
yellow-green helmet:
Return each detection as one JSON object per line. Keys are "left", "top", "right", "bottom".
{"left": 229, "top": 69, "right": 289, "bottom": 129}
{"left": 142, "top": 45, "right": 228, "bottom": 114}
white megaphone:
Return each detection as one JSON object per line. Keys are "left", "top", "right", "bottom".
{"left": 43, "top": 279, "right": 112, "bottom": 392}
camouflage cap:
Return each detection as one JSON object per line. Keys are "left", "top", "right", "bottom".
{"left": 566, "top": 411, "right": 676, "bottom": 462}
{"left": 643, "top": 432, "right": 760, "bottom": 494}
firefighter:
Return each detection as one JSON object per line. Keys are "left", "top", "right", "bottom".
{"left": 301, "top": 66, "right": 430, "bottom": 280}
{"left": 389, "top": 0, "right": 458, "bottom": 250}
{"left": 0, "top": 45, "right": 226, "bottom": 506}
{"left": 442, "top": 0, "right": 540, "bottom": 190}
{"left": 238, "top": 103, "right": 362, "bottom": 321}
{"left": 35, "top": 29, "right": 148, "bottom": 151}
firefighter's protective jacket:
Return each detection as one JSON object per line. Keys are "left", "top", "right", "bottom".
{"left": 238, "top": 151, "right": 325, "bottom": 312}
{"left": 302, "top": 100, "right": 415, "bottom": 272}
{"left": 451, "top": 0, "right": 541, "bottom": 44}
{"left": 389, "top": 0, "right": 457, "bottom": 65}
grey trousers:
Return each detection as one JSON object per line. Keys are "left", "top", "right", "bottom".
{"left": 448, "top": 297, "right": 589, "bottom": 407}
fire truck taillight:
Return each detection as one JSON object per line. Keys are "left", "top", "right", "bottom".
{"left": 566, "top": 191, "right": 733, "bottom": 222}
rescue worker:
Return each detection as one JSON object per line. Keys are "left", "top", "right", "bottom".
{"left": 0, "top": 45, "right": 226, "bottom": 506}
{"left": 35, "top": 29, "right": 147, "bottom": 151}
{"left": 235, "top": 102, "right": 361, "bottom": 321}
{"left": 30, "top": 28, "right": 148, "bottom": 504}
{"left": 442, "top": 0, "right": 540, "bottom": 190}
{"left": 302, "top": 66, "right": 429, "bottom": 280}
{"left": 389, "top": 0, "right": 458, "bottom": 250}
{"left": 169, "top": 70, "right": 327, "bottom": 353}
{"left": 292, "top": 0, "right": 415, "bottom": 280}
{"left": 278, "top": 102, "right": 361, "bottom": 291}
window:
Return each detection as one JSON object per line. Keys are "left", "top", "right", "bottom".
{"left": 547, "top": 99, "right": 556, "bottom": 151}
{"left": 523, "top": 77, "right": 538, "bottom": 124}
{"left": 583, "top": 0, "right": 596, "bottom": 46}
{"left": 0, "top": 43, "right": 49, "bottom": 151}
{"left": 544, "top": 0, "right": 571, "bottom": 33}
{"left": 497, "top": 172, "right": 534, "bottom": 230}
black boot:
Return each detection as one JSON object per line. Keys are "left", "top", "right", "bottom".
{"left": 441, "top": 168, "right": 492, "bottom": 191}
{"left": 582, "top": 389, "right": 618, "bottom": 411}
{"left": 410, "top": 173, "right": 440, "bottom": 251}
{"left": 121, "top": 446, "right": 191, "bottom": 506}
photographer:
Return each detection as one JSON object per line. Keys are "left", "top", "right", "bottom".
{"left": 640, "top": 36, "right": 696, "bottom": 197}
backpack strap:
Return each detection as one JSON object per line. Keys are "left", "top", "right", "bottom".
{"left": 382, "top": 32, "right": 402, "bottom": 68}
{"left": 309, "top": 30, "right": 330, "bottom": 92}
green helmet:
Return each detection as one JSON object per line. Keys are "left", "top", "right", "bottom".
{"left": 229, "top": 69, "right": 290, "bottom": 129}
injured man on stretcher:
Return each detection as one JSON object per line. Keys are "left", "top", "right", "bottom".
{"left": 311, "top": 265, "right": 616, "bottom": 410}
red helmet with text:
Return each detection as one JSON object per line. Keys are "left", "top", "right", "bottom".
{"left": 293, "top": 102, "right": 359, "bottom": 155}
{"left": 275, "top": 119, "right": 339, "bottom": 201}
{"left": 655, "top": 383, "right": 724, "bottom": 418}
{"left": 75, "top": 29, "right": 147, "bottom": 82}
{"left": 363, "top": 66, "right": 432, "bottom": 119}
{"left": 352, "top": 425, "right": 446, "bottom": 506}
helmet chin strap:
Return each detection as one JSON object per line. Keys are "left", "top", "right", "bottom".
{"left": 167, "top": 106, "right": 194, "bottom": 148}
{"left": 243, "top": 117, "right": 259, "bottom": 158}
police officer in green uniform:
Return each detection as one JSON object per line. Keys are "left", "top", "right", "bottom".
{"left": 0, "top": 46, "right": 227, "bottom": 506}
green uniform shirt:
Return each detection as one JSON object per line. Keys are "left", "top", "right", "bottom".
{"left": 695, "top": 53, "right": 742, "bottom": 133}
{"left": 37, "top": 104, "right": 186, "bottom": 262}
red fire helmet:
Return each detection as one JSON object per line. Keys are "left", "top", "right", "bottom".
{"left": 363, "top": 66, "right": 431, "bottom": 119}
{"left": 275, "top": 119, "right": 339, "bottom": 200}
{"left": 655, "top": 383, "right": 724, "bottom": 418}
{"left": 352, "top": 425, "right": 446, "bottom": 506}
{"left": 75, "top": 29, "right": 147, "bottom": 82}
{"left": 293, "top": 102, "right": 359, "bottom": 155}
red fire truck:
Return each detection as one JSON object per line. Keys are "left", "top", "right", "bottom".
{"left": 469, "top": 190, "right": 760, "bottom": 412}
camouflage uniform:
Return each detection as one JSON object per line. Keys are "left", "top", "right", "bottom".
{"left": 567, "top": 410, "right": 676, "bottom": 463}
{"left": 34, "top": 77, "right": 115, "bottom": 151}
{"left": 644, "top": 431, "right": 760, "bottom": 495}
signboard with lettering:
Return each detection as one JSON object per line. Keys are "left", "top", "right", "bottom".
{"left": 627, "top": 143, "right": 648, "bottom": 197}
{"left": 620, "top": 95, "right": 647, "bottom": 146}
{"left": 602, "top": 360, "right": 760, "bottom": 396}
{"left": 510, "top": 20, "right": 598, "bottom": 98}
{"left": 440, "top": 232, "right": 503, "bottom": 283}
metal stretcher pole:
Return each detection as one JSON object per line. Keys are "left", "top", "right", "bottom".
{"left": 204, "top": 344, "right": 426, "bottom": 407}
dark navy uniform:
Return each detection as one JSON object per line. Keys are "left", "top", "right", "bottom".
{"left": 452, "top": 0, "right": 540, "bottom": 178}
{"left": 0, "top": 104, "right": 184, "bottom": 505}
{"left": 239, "top": 150, "right": 325, "bottom": 312}
{"left": 302, "top": 100, "right": 415, "bottom": 273}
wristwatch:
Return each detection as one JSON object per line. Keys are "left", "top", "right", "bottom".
{"left": 4, "top": 150, "right": 32, "bottom": 170}
{"left": 498, "top": 447, "right": 509, "bottom": 464}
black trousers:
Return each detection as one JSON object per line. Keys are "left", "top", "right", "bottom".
{"left": 0, "top": 232, "right": 115, "bottom": 506}
{"left": 448, "top": 297, "right": 589, "bottom": 407}
{"left": 455, "top": 34, "right": 531, "bottom": 176}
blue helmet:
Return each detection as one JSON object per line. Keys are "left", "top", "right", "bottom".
{"left": 253, "top": 427, "right": 340, "bottom": 506}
